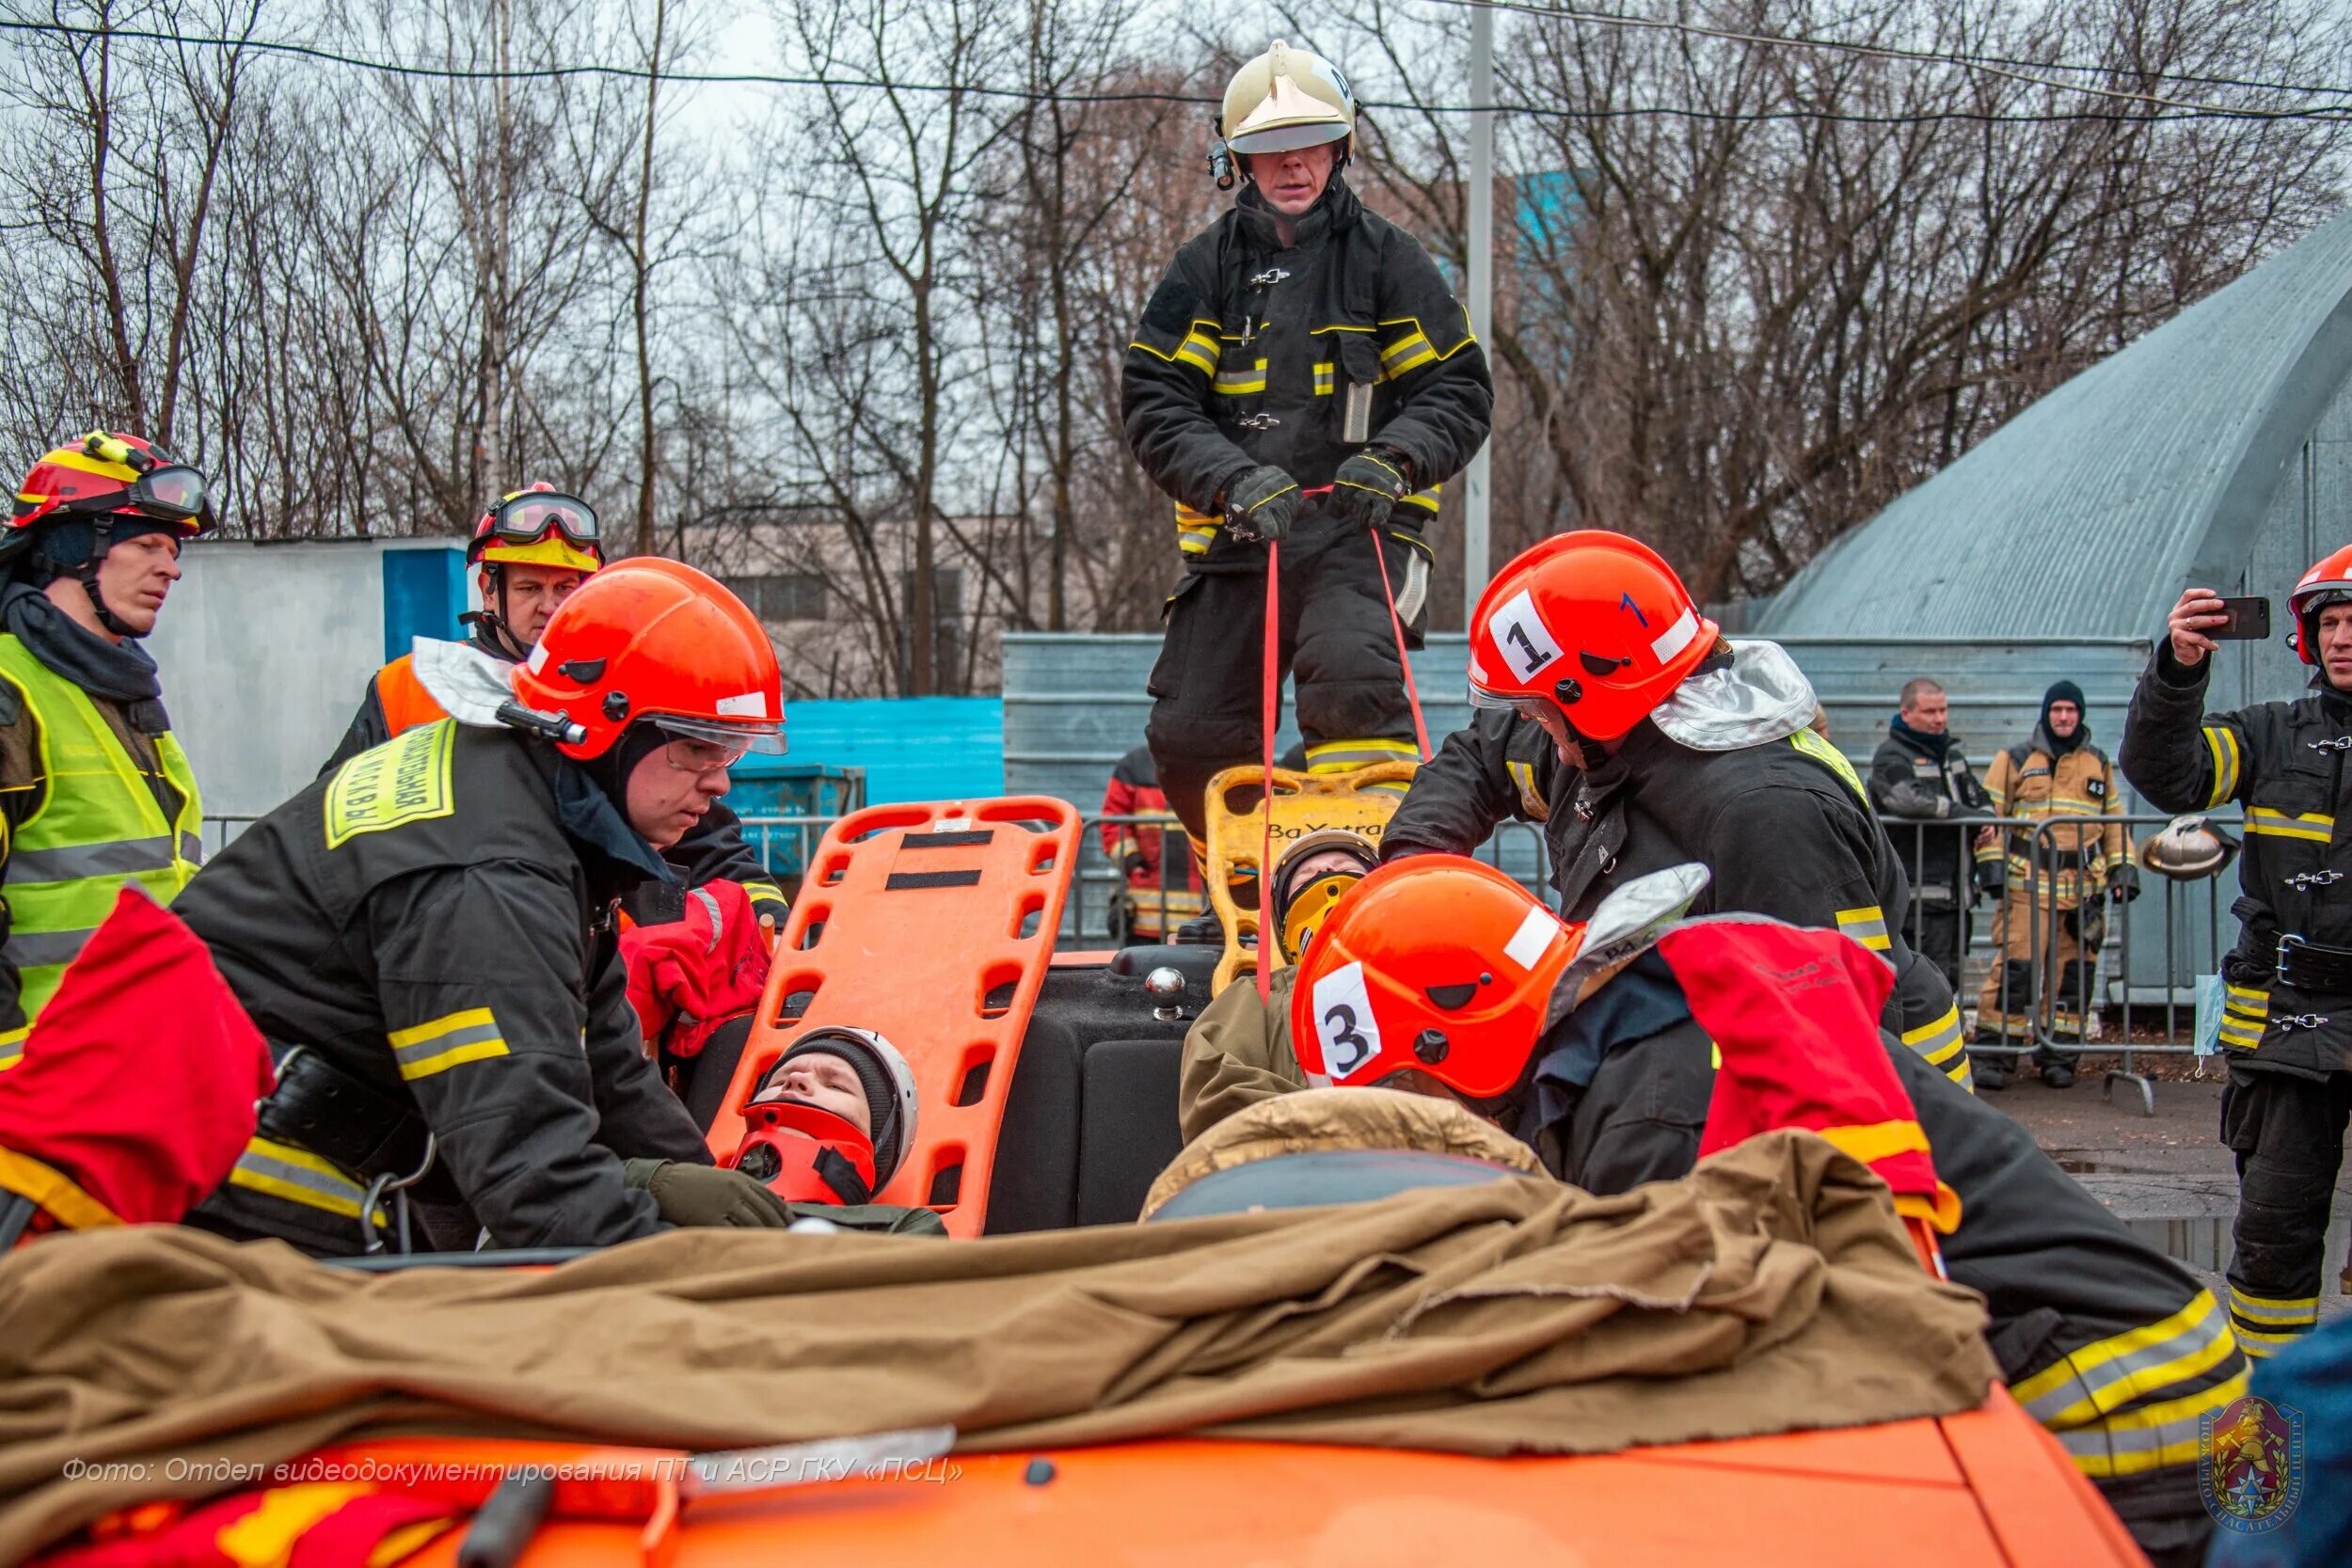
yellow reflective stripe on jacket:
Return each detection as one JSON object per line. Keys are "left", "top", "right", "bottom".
{"left": 2201, "top": 724, "right": 2241, "bottom": 807}
{"left": 2056, "top": 1369, "right": 2249, "bottom": 1478}
{"left": 1788, "top": 728, "right": 1869, "bottom": 806}
{"left": 1813, "top": 1118, "right": 1930, "bottom": 1166}
{"left": 1212, "top": 357, "right": 1268, "bottom": 396}
{"left": 1834, "top": 905, "right": 1892, "bottom": 952}
{"left": 1312, "top": 361, "right": 1335, "bottom": 396}
{"left": 1174, "top": 502, "right": 1220, "bottom": 556}
{"left": 227, "top": 1136, "right": 385, "bottom": 1223}
{"left": 0, "top": 1021, "right": 24, "bottom": 1072}
{"left": 389, "top": 1006, "right": 510, "bottom": 1081}
{"left": 2010, "top": 1291, "right": 2239, "bottom": 1431}
{"left": 1129, "top": 318, "right": 1222, "bottom": 376}
{"left": 2246, "top": 806, "right": 2334, "bottom": 843}
{"left": 2219, "top": 986, "right": 2269, "bottom": 1049}
{"left": 1899, "top": 1006, "right": 1966, "bottom": 1069}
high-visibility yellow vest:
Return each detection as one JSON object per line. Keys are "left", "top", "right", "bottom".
{"left": 0, "top": 634, "right": 202, "bottom": 1061}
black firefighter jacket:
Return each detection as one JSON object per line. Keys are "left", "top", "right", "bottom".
{"left": 1120, "top": 177, "right": 1492, "bottom": 573}
{"left": 1385, "top": 708, "right": 1972, "bottom": 1088}
{"left": 2122, "top": 643, "right": 2352, "bottom": 1081}
{"left": 176, "top": 720, "right": 712, "bottom": 1252}
{"left": 1867, "top": 724, "right": 1989, "bottom": 900}
{"left": 1538, "top": 990, "right": 2242, "bottom": 1545}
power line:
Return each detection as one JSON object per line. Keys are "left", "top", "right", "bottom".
{"left": 0, "top": 16, "right": 2345, "bottom": 127}
{"left": 1412, "top": 0, "right": 2352, "bottom": 119}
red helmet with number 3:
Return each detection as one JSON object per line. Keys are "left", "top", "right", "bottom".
{"left": 511, "top": 557, "right": 785, "bottom": 761}
{"left": 1467, "top": 530, "right": 1718, "bottom": 744}
{"left": 2289, "top": 543, "right": 2352, "bottom": 667}
{"left": 1290, "top": 854, "right": 1576, "bottom": 1100}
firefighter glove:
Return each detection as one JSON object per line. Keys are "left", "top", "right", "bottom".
{"left": 1224, "top": 465, "right": 1299, "bottom": 542}
{"left": 1975, "top": 858, "right": 2006, "bottom": 896}
{"left": 2108, "top": 862, "right": 2141, "bottom": 903}
{"left": 1121, "top": 849, "right": 1149, "bottom": 877}
{"left": 623, "top": 1158, "right": 797, "bottom": 1228}
{"left": 1331, "top": 450, "right": 1411, "bottom": 531}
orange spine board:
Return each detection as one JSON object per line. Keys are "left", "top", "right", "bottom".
{"left": 705, "top": 798, "right": 1078, "bottom": 1237}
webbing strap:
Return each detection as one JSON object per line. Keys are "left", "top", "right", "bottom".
{"left": 1368, "top": 529, "right": 1432, "bottom": 762}
{"left": 1259, "top": 539, "right": 1279, "bottom": 1006}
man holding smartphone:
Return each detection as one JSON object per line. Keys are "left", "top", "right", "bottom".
{"left": 2122, "top": 549, "right": 2352, "bottom": 1362}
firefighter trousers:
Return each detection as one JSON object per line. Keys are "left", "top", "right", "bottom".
{"left": 1974, "top": 886, "right": 2096, "bottom": 1064}
{"left": 1145, "top": 517, "right": 1427, "bottom": 855}
{"left": 2219, "top": 1065, "right": 2352, "bottom": 1357}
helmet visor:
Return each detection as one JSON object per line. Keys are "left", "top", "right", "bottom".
{"left": 489, "top": 492, "right": 599, "bottom": 550}
{"left": 1468, "top": 677, "right": 1555, "bottom": 722}
{"left": 1228, "top": 119, "right": 1351, "bottom": 155}
{"left": 652, "top": 713, "right": 786, "bottom": 755}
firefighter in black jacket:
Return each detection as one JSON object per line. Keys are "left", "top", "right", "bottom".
{"left": 1289, "top": 860, "right": 2243, "bottom": 1568}
{"left": 2120, "top": 552, "right": 2352, "bottom": 1361}
{"left": 1385, "top": 531, "right": 1972, "bottom": 1090}
{"left": 321, "top": 485, "right": 787, "bottom": 933}
{"left": 1120, "top": 40, "right": 1491, "bottom": 927}
{"left": 1867, "top": 677, "right": 1989, "bottom": 991}
{"left": 181, "top": 561, "right": 815, "bottom": 1256}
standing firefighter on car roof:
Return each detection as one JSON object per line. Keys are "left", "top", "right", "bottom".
{"left": 1120, "top": 39, "right": 1491, "bottom": 938}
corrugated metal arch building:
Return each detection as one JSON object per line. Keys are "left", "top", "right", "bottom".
{"left": 1758, "top": 206, "right": 2352, "bottom": 713}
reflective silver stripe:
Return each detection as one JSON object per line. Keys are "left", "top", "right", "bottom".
{"left": 8, "top": 927, "right": 93, "bottom": 968}
{"left": 7, "top": 835, "right": 188, "bottom": 884}
{"left": 2017, "top": 1295, "right": 2236, "bottom": 1427}
{"left": 1901, "top": 1006, "right": 1965, "bottom": 1067}
{"left": 2054, "top": 1371, "right": 2248, "bottom": 1478}
{"left": 229, "top": 1141, "right": 370, "bottom": 1219}
{"left": 180, "top": 831, "right": 203, "bottom": 865}
{"left": 391, "top": 1020, "right": 504, "bottom": 1060}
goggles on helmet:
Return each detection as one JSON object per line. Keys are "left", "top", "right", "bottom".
{"left": 652, "top": 713, "right": 786, "bottom": 760}
{"left": 58, "top": 462, "right": 210, "bottom": 529}
{"left": 485, "top": 491, "right": 598, "bottom": 552}
{"left": 1467, "top": 676, "right": 1559, "bottom": 723}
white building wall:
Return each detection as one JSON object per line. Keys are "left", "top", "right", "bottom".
{"left": 144, "top": 538, "right": 473, "bottom": 826}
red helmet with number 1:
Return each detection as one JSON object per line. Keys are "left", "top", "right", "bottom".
{"left": 1290, "top": 855, "right": 1577, "bottom": 1100}
{"left": 510, "top": 557, "right": 784, "bottom": 761}
{"left": 2289, "top": 543, "right": 2352, "bottom": 667}
{"left": 1467, "top": 530, "right": 1718, "bottom": 743}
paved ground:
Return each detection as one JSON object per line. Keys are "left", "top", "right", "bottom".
{"left": 1991, "top": 1066, "right": 2352, "bottom": 1322}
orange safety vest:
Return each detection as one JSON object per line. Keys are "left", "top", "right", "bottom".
{"left": 373, "top": 654, "right": 453, "bottom": 738}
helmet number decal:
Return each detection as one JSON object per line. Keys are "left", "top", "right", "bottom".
{"left": 1311, "top": 959, "right": 1383, "bottom": 1081}
{"left": 1487, "top": 590, "right": 1563, "bottom": 682}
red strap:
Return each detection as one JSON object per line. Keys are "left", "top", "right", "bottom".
{"left": 1259, "top": 540, "right": 1279, "bottom": 1005}
{"left": 1368, "top": 529, "right": 1432, "bottom": 762}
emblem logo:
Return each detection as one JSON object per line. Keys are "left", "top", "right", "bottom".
{"left": 2200, "top": 1393, "right": 2306, "bottom": 1534}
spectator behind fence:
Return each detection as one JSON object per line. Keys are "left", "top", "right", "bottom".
{"left": 2122, "top": 554, "right": 2352, "bottom": 1362}
{"left": 1868, "top": 678, "right": 1990, "bottom": 994}
{"left": 1098, "top": 743, "right": 1203, "bottom": 945}
{"left": 1972, "top": 680, "right": 2137, "bottom": 1091}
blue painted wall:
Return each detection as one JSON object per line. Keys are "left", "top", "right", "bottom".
{"left": 380, "top": 547, "right": 469, "bottom": 661}
{"left": 756, "top": 696, "right": 1004, "bottom": 806}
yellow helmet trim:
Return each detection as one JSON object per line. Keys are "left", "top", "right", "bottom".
{"left": 481, "top": 536, "right": 601, "bottom": 574}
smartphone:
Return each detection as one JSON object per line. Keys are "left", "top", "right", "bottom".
{"left": 2213, "top": 595, "right": 2273, "bottom": 641}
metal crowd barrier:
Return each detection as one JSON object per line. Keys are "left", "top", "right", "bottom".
{"left": 735, "top": 811, "right": 1553, "bottom": 946}
{"left": 1883, "top": 810, "right": 2241, "bottom": 1115}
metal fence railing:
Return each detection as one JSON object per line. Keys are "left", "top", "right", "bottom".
{"left": 732, "top": 812, "right": 1554, "bottom": 946}
{"left": 1884, "top": 810, "right": 2240, "bottom": 1114}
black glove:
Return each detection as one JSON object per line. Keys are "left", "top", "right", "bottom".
{"left": 2109, "top": 863, "right": 2142, "bottom": 903}
{"left": 1975, "top": 857, "right": 2006, "bottom": 896}
{"left": 1223, "top": 465, "right": 1299, "bottom": 543}
{"left": 1121, "top": 850, "right": 1149, "bottom": 877}
{"left": 622, "top": 1158, "right": 796, "bottom": 1228}
{"left": 1330, "top": 449, "right": 1412, "bottom": 531}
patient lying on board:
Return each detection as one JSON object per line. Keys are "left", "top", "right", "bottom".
{"left": 729, "top": 1029, "right": 945, "bottom": 1235}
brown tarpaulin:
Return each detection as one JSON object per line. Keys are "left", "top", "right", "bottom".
{"left": 0, "top": 1132, "right": 1996, "bottom": 1560}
